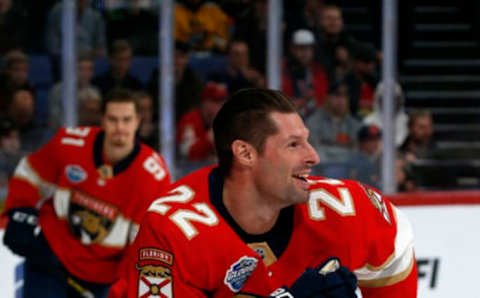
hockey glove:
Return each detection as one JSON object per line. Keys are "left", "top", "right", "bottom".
{"left": 269, "top": 257, "right": 358, "bottom": 298}
{"left": 3, "top": 207, "right": 41, "bottom": 257}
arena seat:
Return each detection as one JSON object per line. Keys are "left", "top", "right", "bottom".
{"left": 28, "top": 55, "right": 53, "bottom": 125}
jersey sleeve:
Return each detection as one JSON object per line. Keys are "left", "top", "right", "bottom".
{"left": 353, "top": 184, "right": 417, "bottom": 297}
{"left": 4, "top": 128, "right": 66, "bottom": 211}
{"left": 122, "top": 211, "right": 208, "bottom": 298}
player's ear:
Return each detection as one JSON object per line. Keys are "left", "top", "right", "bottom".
{"left": 231, "top": 139, "right": 256, "bottom": 167}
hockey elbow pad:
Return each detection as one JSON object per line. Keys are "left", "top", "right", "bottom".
{"left": 269, "top": 257, "right": 358, "bottom": 298}
{"left": 3, "top": 207, "right": 41, "bottom": 257}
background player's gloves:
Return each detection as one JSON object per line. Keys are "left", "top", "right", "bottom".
{"left": 3, "top": 207, "right": 41, "bottom": 257}
{"left": 269, "top": 257, "right": 358, "bottom": 298}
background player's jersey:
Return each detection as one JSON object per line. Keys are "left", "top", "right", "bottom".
{"left": 122, "top": 166, "right": 416, "bottom": 298}
{"left": 4, "top": 127, "right": 171, "bottom": 284}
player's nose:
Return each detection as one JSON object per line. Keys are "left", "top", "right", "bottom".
{"left": 305, "top": 142, "right": 320, "bottom": 166}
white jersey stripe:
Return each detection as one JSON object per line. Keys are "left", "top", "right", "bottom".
{"left": 354, "top": 206, "right": 415, "bottom": 286}
{"left": 14, "top": 157, "right": 56, "bottom": 203}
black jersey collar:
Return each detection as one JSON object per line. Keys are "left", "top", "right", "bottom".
{"left": 93, "top": 131, "right": 141, "bottom": 176}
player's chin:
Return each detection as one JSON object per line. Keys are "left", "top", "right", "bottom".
{"left": 292, "top": 188, "right": 310, "bottom": 204}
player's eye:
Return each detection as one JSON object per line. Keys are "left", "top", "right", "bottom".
{"left": 288, "top": 142, "right": 299, "bottom": 148}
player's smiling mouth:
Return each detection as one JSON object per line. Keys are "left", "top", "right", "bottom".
{"left": 292, "top": 174, "right": 308, "bottom": 182}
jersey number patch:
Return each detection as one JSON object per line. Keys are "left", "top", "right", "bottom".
{"left": 148, "top": 186, "right": 219, "bottom": 240}
{"left": 308, "top": 179, "right": 356, "bottom": 220}
{"left": 61, "top": 127, "right": 91, "bottom": 147}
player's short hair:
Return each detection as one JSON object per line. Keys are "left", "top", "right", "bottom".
{"left": 213, "top": 88, "right": 297, "bottom": 176}
{"left": 132, "top": 91, "right": 152, "bottom": 101}
{"left": 102, "top": 88, "right": 139, "bottom": 114}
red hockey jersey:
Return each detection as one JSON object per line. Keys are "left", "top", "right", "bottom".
{"left": 121, "top": 166, "right": 416, "bottom": 297}
{"left": 4, "top": 127, "right": 171, "bottom": 284}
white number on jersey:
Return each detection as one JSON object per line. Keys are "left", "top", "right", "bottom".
{"left": 61, "top": 127, "right": 91, "bottom": 147}
{"left": 308, "top": 179, "right": 356, "bottom": 220}
{"left": 148, "top": 185, "right": 219, "bottom": 240}
{"left": 143, "top": 156, "right": 167, "bottom": 181}
{"left": 170, "top": 203, "right": 219, "bottom": 240}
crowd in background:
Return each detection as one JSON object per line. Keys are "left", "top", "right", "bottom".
{"left": 0, "top": 0, "right": 439, "bottom": 202}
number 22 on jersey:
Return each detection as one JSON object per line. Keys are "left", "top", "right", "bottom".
{"left": 148, "top": 179, "right": 356, "bottom": 240}
{"left": 148, "top": 186, "right": 219, "bottom": 240}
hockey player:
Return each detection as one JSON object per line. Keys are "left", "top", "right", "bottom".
{"left": 117, "top": 89, "right": 417, "bottom": 297}
{"left": 3, "top": 88, "right": 171, "bottom": 297}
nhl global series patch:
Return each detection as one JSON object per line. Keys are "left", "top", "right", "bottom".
{"left": 224, "top": 256, "right": 258, "bottom": 292}
{"left": 65, "top": 165, "right": 87, "bottom": 183}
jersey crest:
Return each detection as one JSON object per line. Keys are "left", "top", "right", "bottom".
{"left": 136, "top": 264, "right": 173, "bottom": 298}
{"left": 68, "top": 190, "right": 119, "bottom": 244}
{"left": 139, "top": 248, "right": 174, "bottom": 266}
{"left": 224, "top": 256, "right": 258, "bottom": 292}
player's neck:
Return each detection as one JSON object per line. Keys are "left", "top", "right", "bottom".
{"left": 103, "top": 141, "right": 134, "bottom": 164}
{"left": 223, "top": 177, "right": 282, "bottom": 235}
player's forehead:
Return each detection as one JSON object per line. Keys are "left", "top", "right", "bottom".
{"left": 104, "top": 102, "right": 137, "bottom": 116}
{"left": 268, "top": 112, "right": 309, "bottom": 140}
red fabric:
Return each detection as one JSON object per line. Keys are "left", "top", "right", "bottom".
{"left": 5, "top": 127, "right": 171, "bottom": 284}
{"left": 359, "top": 83, "right": 375, "bottom": 110}
{"left": 176, "top": 109, "right": 215, "bottom": 161}
{"left": 282, "top": 62, "right": 329, "bottom": 107}
{"left": 118, "top": 168, "right": 417, "bottom": 297}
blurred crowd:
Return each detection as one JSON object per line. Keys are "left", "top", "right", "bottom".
{"left": 0, "top": 0, "right": 439, "bottom": 202}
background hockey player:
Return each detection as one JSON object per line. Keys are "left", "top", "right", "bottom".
{"left": 3, "top": 88, "right": 171, "bottom": 297}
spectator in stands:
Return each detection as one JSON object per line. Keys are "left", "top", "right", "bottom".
{"left": 342, "top": 42, "right": 379, "bottom": 119}
{"left": 396, "top": 153, "right": 417, "bottom": 192}
{"left": 306, "top": 82, "right": 361, "bottom": 162}
{"left": 148, "top": 42, "right": 204, "bottom": 122}
{"left": 0, "top": 116, "right": 22, "bottom": 201}
{"left": 284, "top": 0, "right": 325, "bottom": 48}
{"left": 233, "top": 0, "right": 268, "bottom": 74}
{"left": 400, "top": 109, "right": 436, "bottom": 162}
{"left": 0, "top": 0, "right": 29, "bottom": 56}
{"left": 177, "top": 82, "right": 227, "bottom": 164}
{"left": 364, "top": 81, "right": 409, "bottom": 146}
{"left": 314, "top": 4, "right": 359, "bottom": 80}
{"left": 209, "top": 39, "right": 265, "bottom": 94}
{"left": 77, "top": 87, "right": 102, "bottom": 126}
{"left": 104, "top": 0, "right": 158, "bottom": 55}
{"left": 347, "top": 124, "right": 382, "bottom": 189}
{"left": 6, "top": 89, "right": 53, "bottom": 153}
{"left": 48, "top": 53, "right": 98, "bottom": 129}
{"left": 174, "top": 0, "right": 233, "bottom": 53}
{"left": 0, "top": 51, "right": 35, "bottom": 112}
{"left": 92, "top": 39, "right": 143, "bottom": 96}
{"left": 0, "top": 116, "right": 23, "bottom": 177}
{"left": 45, "top": 0, "right": 107, "bottom": 80}
{"left": 135, "top": 91, "right": 159, "bottom": 149}
{"left": 282, "top": 29, "right": 329, "bottom": 119}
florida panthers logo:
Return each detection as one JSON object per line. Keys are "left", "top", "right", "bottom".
{"left": 68, "top": 191, "right": 118, "bottom": 244}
